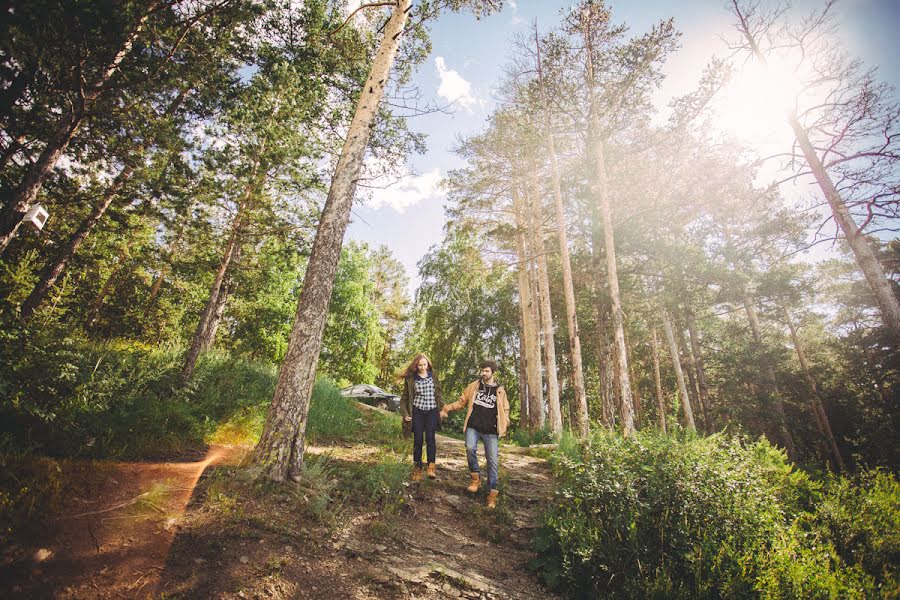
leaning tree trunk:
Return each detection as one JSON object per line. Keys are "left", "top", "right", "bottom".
{"left": 21, "top": 164, "right": 133, "bottom": 320}
{"left": 781, "top": 305, "right": 845, "bottom": 471}
{"left": 743, "top": 293, "right": 797, "bottom": 460}
{"left": 534, "top": 28, "right": 589, "bottom": 437}
{"left": 526, "top": 179, "right": 563, "bottom": 435}
{"left": 734, "top": 17, "right": 900, "bottom": 339}
{"left": 85, "top": 246, "right": 129, "bottom": 330}
{"left": 144, "top": 223, "right": 185, "bottom": 318}
{"left": 788, "top": 119, "right": 900, "bottom": 338}
{"left": 0, "top": 4, "right": 156, "bottom": 256}
{"left": 180, "top": 204, "right": 246, "bottom": 385}
{"left": 661, "top": 306, "right": 696, "bottom": 431}
{"left": 650, "top": 328, "right": 667, "bottom": 433}
{"left": 513, "top": 186, "right": 544, "bottom": 431}
{"left": 252, "top": 0, "right": 411, "bottom": 481}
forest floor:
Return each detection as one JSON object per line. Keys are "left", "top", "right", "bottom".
{"left": 0, "top": 405, "right": 559, "bottom": 599}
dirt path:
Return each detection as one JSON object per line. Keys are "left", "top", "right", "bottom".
{"left": 2, "top": 416, "right": 558, "bottom": 599}
{"left": 0, "top": 445, "right": 248, "bottom": 599}
{"left": 315, "top": 434, "right": 557, "bottom": 599}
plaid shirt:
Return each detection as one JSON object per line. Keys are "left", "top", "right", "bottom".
{"left": 413, "top": 374, "right": 437, "bottom": 411}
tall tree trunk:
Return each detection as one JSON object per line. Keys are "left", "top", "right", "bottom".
{"left": 732, "top": 8, "right": 900, "bottom": 338}
{"left": 526, "top": 179, "right": 563, "bottom": 434}
{"left": 517, "top": 326, "right": 529, "bottom": 431}
{"left": 0, "top": 5, "right": 156, "bottom": 256}
{"left": 526, "top": 255, "right": 545, "bottom": 430}
{"left": 626, "top": 337, "right": 642, "bottom": 429}
{"left": 180, "top": 200, "right": 247, "bottom": 385}
{"left": 676, "top": 319, "right": 703, "bottom": 429}
{"left": 534, "top": 27, "right": 589, "bottom": 437}
{"left": 200, "top": 271, "right": 236, "bottom": 353}
{"left": 591, "top": 221, "right": 615, "bottom": 428}
{"left": 85, "top": 246, "right": 129, "bottom": 330}
{"left": 743, "top": 293, "right": 797, "bottom": 460}
{"left": 781, "top": 305, "right": 845, "bottom": 470}
{"left": 651, "top": 328, "right": 667, "bottom": 433}
{"left": 21, "top": 164, "right": 134, "bottom": 320}
{"left": 252, "top": 0, "right": 411, "bottom": 481}
{"left": 661, "top": 306, "right": 696, "bottom": 431}
{"left": 685, "top": 308, "right": 712, "bottom": 430}
{"left": 582, "top": 22, "right": 635, "bottom": 436}
{"left": 513, "top": 187, "right": 544, "bottom": 431}
{"left": 144, "top": 223, "right": 186, "bottom": 318}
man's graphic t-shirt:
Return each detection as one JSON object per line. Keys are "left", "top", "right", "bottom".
{"left": 468, "top": 381, "right": 499, "bottom": 434}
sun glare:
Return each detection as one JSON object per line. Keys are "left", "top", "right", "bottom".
{"left": 713, "top": 55, "right": 801, "bottom": 150}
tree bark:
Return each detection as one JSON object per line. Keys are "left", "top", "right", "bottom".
{"left": 676, "top": 318, "right": 703, "bottom": 429}
{"left": 526, "top": 255, "right": 545, "bottom": 430}
{"left": 743, "top": 293, "right": 797, "bottom": 460}
{"left": 144, "top": 223, "right": 185, "bottom": 318}
{"left": 732, "top": 5, "right": 900, "bottom": 339}
{"left": 582, "top": 20, "right": 635, "bottom": 436}
{"left": 85, "top": 246, "right": 129, "bottom": 330}
{"left": 781, "top": 305, "right": 845, "bottom": 471}
{"left": 526, "top": 179, "right": 563, "bottom": 435}
{"left": 534, "top": 27, "right": 589, "bottom": 437}
{"left": 685, "top": 308, "right": 712, "bottom": 430}
{"left": 0, "top": 4, "right": 156, "bottom": 256}
{"left": 513, "top": 186, "right": 544, "bottom": 431}
{"left": 180, "top": 210, "right": 243, "bottom": 385}
{"left": 661, "top": 306, "right": 695, "bottom": 431}
{"left": 517, "top": 324, "right": 529, "bottom": 430}
{"left": 650, "top": 328, "right": 666, "bottom": 433}
{"left": 252, "top": 0, "right": 411, "bottom": 481}
{"left": 21, "top": 164, "right": 134, "bottom": 320}
{"left": 626, "top": 336, "right": 642, "bottom": 429}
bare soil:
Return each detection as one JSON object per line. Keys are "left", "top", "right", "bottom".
{"left": 0, "top": 411, "right": 559, "bottom": 599}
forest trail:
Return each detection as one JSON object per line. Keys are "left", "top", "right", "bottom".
{"left": 2, "top": 411, "right": 559, "bottom": 599}
{"left": 0, "top": 445, "right": 250, "bottom": 598}
{"left": 299, "top": 433, "right": 559, "bottom": 600}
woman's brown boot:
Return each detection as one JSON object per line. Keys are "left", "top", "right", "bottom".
{"left": 426, "top": 463, "right": 437, "bottom": 479}
{"left": 412, "top": 466, "right": 423, "bottom": 482}
{"left": 467, "top": 472, "right": 480, "bottom": 493}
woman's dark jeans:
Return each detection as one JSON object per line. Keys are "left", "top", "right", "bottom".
{"left": 412, "top": 406, "right": 439, "bottom": 467}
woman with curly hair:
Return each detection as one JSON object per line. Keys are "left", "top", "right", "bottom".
{"left": 400, "top": 353, "right": 444, "bottom": 481}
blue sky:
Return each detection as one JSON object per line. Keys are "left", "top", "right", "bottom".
{"left": 345, "top": 0, "right": 900, "bottom": 292}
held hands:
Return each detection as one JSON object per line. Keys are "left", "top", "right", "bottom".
{"left": 404, "top": 416, "right": 412, "bottom": 422}
{"left": 439, "top": 409, "right": 448, "bottom": 420}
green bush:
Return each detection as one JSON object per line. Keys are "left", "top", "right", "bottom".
{"left": 531, "top": 430, "right": 895, "bottom": 599}
{"left": 0, "top": 321, "right": 277, "bottom": 458}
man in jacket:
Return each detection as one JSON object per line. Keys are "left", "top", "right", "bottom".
{"left": 440, "top": 360, "right": 510, "bottom": 509}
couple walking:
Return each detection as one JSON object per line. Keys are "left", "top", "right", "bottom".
{"left": 399, "top": 354, "right": 510, "bottom": 509}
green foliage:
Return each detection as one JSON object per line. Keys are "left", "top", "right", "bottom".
{"left": 532, "top": 430, "right": 896, "bottom": 599}
{"left": 0, "top": 321, "right": 276, "bottom": 458}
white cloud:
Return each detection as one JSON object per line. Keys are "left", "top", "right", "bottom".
{"left": 365, "top": 167, "right": 445, "bottom": 214}
{"left": 435, "top": 56, "right": 480, "bottom": 111}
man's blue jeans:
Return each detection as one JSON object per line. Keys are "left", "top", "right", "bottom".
{"left": 465, "top": 427, "right": 499, "bottom": 490}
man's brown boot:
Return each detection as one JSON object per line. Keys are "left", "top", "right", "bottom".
{"left": 426, "top": 463, "right": 436, "bottom": 479}
{"left": 412, "top": 466, "right": 423, "bottom": 482}
{"left": 467, "top": 472, "right": 480, "bottom": 493}
{"left": 486, "top": 489, "right": 499, "bottom": 509}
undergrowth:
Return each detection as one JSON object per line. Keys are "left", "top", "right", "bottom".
{"left": 530, "top": 429, "right": 899, "bottom": 599}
